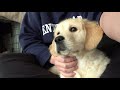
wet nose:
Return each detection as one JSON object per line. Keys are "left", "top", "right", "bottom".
{"left": 55, "top": 36, "right": 65, "bottom": 43}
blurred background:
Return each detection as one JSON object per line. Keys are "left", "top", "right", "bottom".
{"left": 0, "top": 12, "right": 25, "bottom": 53}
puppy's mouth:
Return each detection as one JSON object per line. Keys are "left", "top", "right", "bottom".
{"left": 56, "top": 42, "right": 66, "bottom": 53}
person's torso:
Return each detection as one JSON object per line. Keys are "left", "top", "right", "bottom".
{"left": 39, "top": 12, "right": 101, "bottom": 46}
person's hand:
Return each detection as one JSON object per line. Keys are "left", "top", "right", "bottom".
{"left": 50, "top": 55, "right": 78, "bottom": 77}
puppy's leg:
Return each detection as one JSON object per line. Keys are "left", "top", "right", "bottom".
{"left": 49, "top": 66, "right": 60, "bottom": 76}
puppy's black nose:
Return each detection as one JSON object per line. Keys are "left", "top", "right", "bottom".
{"left": 55, "top": 36, "right": 65, "bottom": 43}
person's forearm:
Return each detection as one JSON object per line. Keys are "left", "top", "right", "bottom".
{"left": 100, "top": 12, "right": 120, "bottom": 42}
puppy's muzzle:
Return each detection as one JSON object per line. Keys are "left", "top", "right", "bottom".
{"left": 55, "top": 36, "right": 66, "bottom": 52}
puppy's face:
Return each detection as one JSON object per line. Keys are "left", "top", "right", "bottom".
{"left": 50, "top": 18, "right": 103, "bottom": 56}
{"left": 54, "top": 18, "right": 86, "bottom": 55}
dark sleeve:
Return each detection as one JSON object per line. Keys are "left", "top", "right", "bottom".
{"left": 87, "top": 12, "right": 103, "bottom": 22}
{"left": 19, "top": 12, "right": 51, "bottom": 67}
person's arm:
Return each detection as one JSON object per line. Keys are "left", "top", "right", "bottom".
{"left": 19, "top": 12, "right": 51, "bottom": 67}
{"left": 100, "top": 12, "right": 120, "bottom": 42}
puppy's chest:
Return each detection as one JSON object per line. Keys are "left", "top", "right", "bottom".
{"left": 76, "top": 51, "right": 109, "bottom": 78}
{"left": 77, "top": 58, "right": 99, "bottom": 76}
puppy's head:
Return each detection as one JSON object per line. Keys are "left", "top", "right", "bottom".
{"left": 49, "top": 18, "right": 103, "bottom": 56}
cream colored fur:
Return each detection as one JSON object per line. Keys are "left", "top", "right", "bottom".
{"left": 49, "top": 18, "right": 110, "bottom": 78}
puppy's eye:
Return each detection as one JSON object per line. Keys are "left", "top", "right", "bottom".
{"left": 57, "top": 32, "right": 60, "bottom": 35}
{"left": 69, "top": 27, "right": 77, "bottom": 32}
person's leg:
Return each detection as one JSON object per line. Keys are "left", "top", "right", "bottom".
{"left": 101, "top": 43, "right": 120, "bottom": 78}
{"left": 0, "top": 53, "right": 59, "bottom": 78}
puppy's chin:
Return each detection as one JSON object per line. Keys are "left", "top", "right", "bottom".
{"left": 55, "top": 42, "right": 68, "bottom": 55}
{"left": 57, "top": 49, "right": 79, "bottom": 56}
{"left": 57, "top": 50, "right": 70, "bottom": 56}
{"left": 55, "top": 43, "right": 80, "bottom": 56}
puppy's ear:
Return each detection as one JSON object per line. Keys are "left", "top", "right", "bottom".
{"left": 84, "top": 20, "right": 103, "bottom": 50}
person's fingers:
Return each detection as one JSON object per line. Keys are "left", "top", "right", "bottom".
{"left": 54, "top": 56, "right": 65, "bottom": 62}
{"left": 50, "top": 55, "right": 64, "bottom": 64}
{"left": 60, "top": 71, "right": 76, "bottom": 77}
{"left": 55, "top": 59, "right": 78, "bottom": 69}
{"left": 57, "top": 65, "right": 78, "bottom": 73}
{"left": 61, "top": 56, "right": 77, "bottom": 63}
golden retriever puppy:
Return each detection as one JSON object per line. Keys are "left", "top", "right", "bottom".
{"left": 49, "top": 18, "right": 110, "bottom": 78}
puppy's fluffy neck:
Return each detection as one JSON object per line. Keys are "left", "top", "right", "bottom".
{"left": 76, "top": 49, "right": 95, "bottom": 60}
{"left": 72, "top": 49, "right": 92, "bottom": 60}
